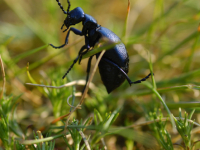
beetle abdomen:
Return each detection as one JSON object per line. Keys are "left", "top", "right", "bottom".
{"left": 98, "top": 57, "right": 129, "bottom": 93}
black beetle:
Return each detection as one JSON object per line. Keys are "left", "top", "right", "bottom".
{"left": 50, "top": 0, "right": 152, "bottom": 93}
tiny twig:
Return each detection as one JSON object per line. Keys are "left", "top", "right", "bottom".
{"left": 77, "top": 128, "right": 91, "bottom": 150}
{"left": 101, "top": 138, "right": 107, "bottom": 150}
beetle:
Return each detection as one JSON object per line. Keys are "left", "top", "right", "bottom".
{"left": 50, "top": 0, "right": 152, "bottom": 93}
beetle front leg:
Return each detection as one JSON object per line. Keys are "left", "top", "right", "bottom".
{"left": 50, "top": 27, "right": 84, "bottom": 49}
{"left": 62, "top": 45, "right": 87, "bottom": 79}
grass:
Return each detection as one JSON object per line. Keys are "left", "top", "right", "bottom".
{"left": 0, "top": 0, "right": 200, "bottom": 149}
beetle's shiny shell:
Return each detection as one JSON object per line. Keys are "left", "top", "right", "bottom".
{"left": 96, "top": 27, "right": 129, "bottom": 93}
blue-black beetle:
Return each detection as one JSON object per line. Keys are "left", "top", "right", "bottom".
{"left": 50, "top": 0, "right": 152, "bottom": 93}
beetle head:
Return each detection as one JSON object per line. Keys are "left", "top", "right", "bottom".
{"left": 64, "top": 7, "right": 85, "bottom": 28}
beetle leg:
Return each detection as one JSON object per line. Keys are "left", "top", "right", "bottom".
{"left": 101, "top": 58, "right": 152, "bottom": 85}
{"left": 50, "top": 27, "right": 83, "bottom": 49}
{"left": 78, "top": 49, "right": 89, "bottom": 64}
{"left": 130, "top": 73, "right": 152, "bottom": 84}
{"left": 78, "top": 36, "right": 91, "bottom": 64}
{"left": 82, "top": 55, "right": 94, "bottom": 93}
{"left": 62, "top": 45, "right": 87, "bottom": 79}
{"left": 69, "top": 27, "right": 83, "bottom": 35}
{"left": 61, "top": 23, "right": 65, "bottom": 30}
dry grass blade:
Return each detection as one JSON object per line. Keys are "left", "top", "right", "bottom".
{"left": 123, "top": 0, "right": 130, "bottom": 38}
{"left": 0, "top": 55, "right": 6, "bottom": 100}
{"left": 125, "top": 117, "right": 200, "bottom": 129}
{"left": 80, "top": 50, "right": 106, "bottom": 105}
{"left": 64, "top": 50, "right": 106, "bottom": 133}
{"left": 26, "top": 80, "right": 96, "bottom": 90}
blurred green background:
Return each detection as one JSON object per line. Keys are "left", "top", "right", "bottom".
{"left": 1, "top": 0, "right": 200, "bottom": 149}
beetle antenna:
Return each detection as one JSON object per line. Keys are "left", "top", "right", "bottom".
{"left": 56, "top": 0, "right": 67, "bottom": 14}
{"left": 67, "top": 0, "right": 71, "bottom": 14}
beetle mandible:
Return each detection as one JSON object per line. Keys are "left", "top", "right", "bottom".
{"left": 50, "top": 0, "right": 152, "bottom": 93}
